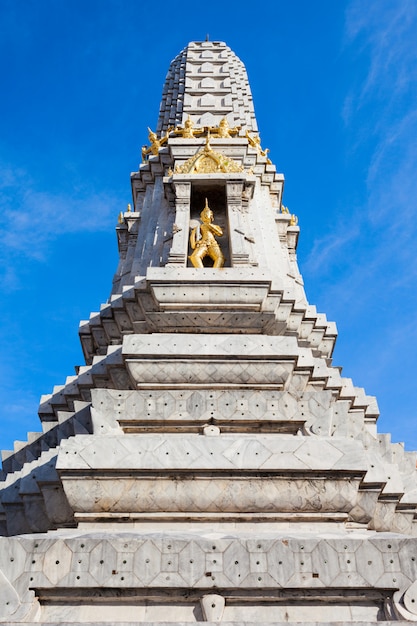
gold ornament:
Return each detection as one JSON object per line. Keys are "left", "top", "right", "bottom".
{"left": 189, "top": 199, "right": 225, "bottom": 269}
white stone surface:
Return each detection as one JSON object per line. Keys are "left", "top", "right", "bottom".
{"left": 2, "top": 39, "right": 417, "bottom": 625}
{"left": 0, "top": 530, "right": 417, "bottom": 622}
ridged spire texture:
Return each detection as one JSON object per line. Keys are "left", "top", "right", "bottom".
{"left": 156, "top": 40, "right": 258, "bottom": 134}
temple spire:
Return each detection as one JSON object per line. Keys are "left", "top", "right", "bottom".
{"left": 1, "top": 40, "right": 417, "bottom": 626}
{"left": 156, "top": 41, "right": 258, "bottom": 134}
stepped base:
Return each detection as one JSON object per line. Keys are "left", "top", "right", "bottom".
{"left": 1, "top": 529, "right": 417, "bottom": 623}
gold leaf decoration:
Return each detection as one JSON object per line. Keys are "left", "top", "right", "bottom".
{"left": 174, "top": 138, "right": 244, "bottom": 175}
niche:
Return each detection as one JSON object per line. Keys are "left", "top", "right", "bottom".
{"left": 188, "top": 183, "right": 230, "bottom": 267}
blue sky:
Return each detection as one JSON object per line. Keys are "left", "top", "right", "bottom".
{"left": 1, "top": 0, "right": 417, "bottom": 452}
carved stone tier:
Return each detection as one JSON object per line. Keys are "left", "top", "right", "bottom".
{"left": 2, "top": 39, "right": 417, "bottom": 626}
{"left": 123, "top": 333, "right": 298, "bottom": 389}
{"left": 57, "top": 431, "right": 368, "bottom": 523}
{"left": 2, "top": 531, "right": 417, "bottom": 623}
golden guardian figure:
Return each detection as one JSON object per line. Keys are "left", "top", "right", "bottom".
{"left": 189, "top": 199, "right": 225, "bottom": 268}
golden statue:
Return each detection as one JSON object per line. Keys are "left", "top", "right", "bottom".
{"left": 245, "top": 130, "right": 271, "bottom": 163}
{"left": 172, "top": 116, "right": 204, "bottom": 139}
{"left": 189, "top": 199, "right": 225, "bottom": 269}
{"left": 141, "top": 127, "right": 172, "bottom": 162}
{"left": 208, "top": 117, "right": 240, "bottom": 138}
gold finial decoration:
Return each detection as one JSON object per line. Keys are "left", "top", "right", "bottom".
{"left": 141, "top": 126, "right": 172, "bottom": 162}
{"left": 290, "top": 214, "right": 298, "bottom": 226}
{"left": 207, "top": 117, "right": 240, "bottom": 138}
{"left": 127, "top": 203, "right": 132, "bottom": 212}
{"left": 281, "top": 205, "right": 290, "bottom": 214}
{"left": 118, "top": 211, "right": 124, "bottom": 224}
{"left": 172, "top": 116, "right": 205, "bottom": 139}
{"left": 189, "top": 199, "right": 225, "bottom": 269}
{"left": 245, "top": 130, "right": 272, "bottom": 163}
{"left": 175, "top": 136, "right": 244, "bottom": 174}
{"left": 200, "top": 197, "right": 212, "bottom": 222}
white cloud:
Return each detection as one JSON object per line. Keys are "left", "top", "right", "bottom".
{"left": 324, "top": 1, "right": 417, "bottom": 448}
{"left": 305, "top": 221, "right": 361, "bottom": 276}
{"left": 313, "top": 2, "right": 417, "bottom": 298}
{"left": 0, "top": 161, "right": 121, "bottom": 262}
{"left": 345, "top": 1, "right": 417, "bottom": 171}
{"left": 345, "top": 1, "right": 417, "bottom": 106}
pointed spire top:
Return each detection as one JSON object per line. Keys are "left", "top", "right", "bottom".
{"left": 156, "top": 41, "right": 258, "bottom": 135}
{"left": 205, "top": 33, "right": 209, "bottom": 41}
